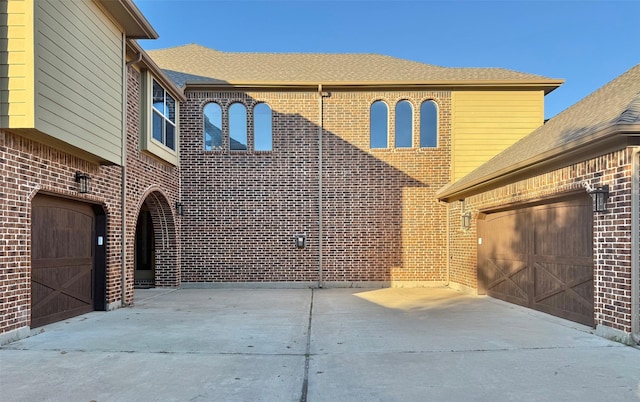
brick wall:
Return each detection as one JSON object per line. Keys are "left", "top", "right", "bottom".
{"left": 0, "top": 65, "right": 181, "bottom": 336}
{"left": 321, "top": 91, "right": 451, "bottom": 283}
{"left": 0, "top": 129, "right": 122, "bottom": 334}
{"left": 178, "top": 89, "right": 451, "bottom": 284}
{"left": 179, "top": 90, "right": 320, "bottom": 282}
{"left": 124, "top": 65, "right": 180, "bottom": 293}
{"left": 449, "top": 148, "right": 636, "bottom": 332}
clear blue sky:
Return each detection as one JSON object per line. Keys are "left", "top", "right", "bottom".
{"left": 135, "top": 0, "right": 639, "bottom": 120}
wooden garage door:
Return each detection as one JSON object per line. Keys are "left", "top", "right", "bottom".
{"left": 31, "top": 195, "right": 95, "bottom": 328}
{"left": 478, "top": 196, "right": 594, "bottom": 326}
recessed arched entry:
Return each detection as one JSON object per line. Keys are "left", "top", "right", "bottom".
{"left": 133, "top": 190, "right": 179, "bottom": 289}
{"left": 31, "top": 194, "right": 107, "bottom": 328}
{"left": 134, "top": 204, "right": 155, "bottom": 287}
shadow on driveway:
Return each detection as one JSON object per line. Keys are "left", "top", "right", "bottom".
{"left": 1, "top": 287, "right": 639, "bottom": 401}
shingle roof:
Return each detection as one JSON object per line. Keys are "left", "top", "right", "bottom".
{"left": 147, "top": 44, "right": 562, "bottom": 88}
{"left": 437, "top": 64, "right": 640, "bottom": 200}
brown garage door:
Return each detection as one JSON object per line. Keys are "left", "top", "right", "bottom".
{"left": 31, "top": 195, "right": 95, "bottom": 328}
{"left": 478, "top": 195, "right": 594, "bottom": 326}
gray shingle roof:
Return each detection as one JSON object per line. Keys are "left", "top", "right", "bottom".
{"left": 437, "top": 64, "right": 640, "bottom": 200}
{"left": 147, "top": 44, "right": 561, "bottom": 88}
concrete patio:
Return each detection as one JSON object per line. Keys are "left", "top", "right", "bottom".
{"left": 1, "top": 287, "right": 639, "bottom": 401}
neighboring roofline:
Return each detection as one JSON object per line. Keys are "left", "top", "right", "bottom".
{"left": 97, "top": 0, "right": 158, "bottom": 39}
{"left": 183, "top": 80, "right": 564, "bottom": 94}
{"left": 127, "top": 41, "right": 186, "bottom": 101}
{"left": 436, "top": 123, "right": 640, "bottom": 202}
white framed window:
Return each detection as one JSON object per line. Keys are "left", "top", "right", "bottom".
{"left": 141, "top": 72, "right": 179, "bottom": 165}
{"left": 152, "top": 80, "right": 176, "bottom": 150}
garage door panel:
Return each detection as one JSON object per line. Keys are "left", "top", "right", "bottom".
{"left": 533, "top": 201, "right": 592, "bottom": 258}
{"left": 534, "top": 274, "right": 593, "bottom": 309}
{"left": 487, "top": 256, "right": 529, "bottom": 303}
{"left": 479, "top": 195, "right": 594, "bottom": 326}
{"left": 32, "top": 265, "right": 93, "bottom": 295}
{"left": 485, "top": 211, "right": 531, "bottom": 255}
{"left": 533, "top": 261, "right": 592, "bottom": 295}
{"left": 32, "top": 304, "right": 93, "bottom": 328}
{"left": 31, "top": 195, "right": 95, "bottom": 328}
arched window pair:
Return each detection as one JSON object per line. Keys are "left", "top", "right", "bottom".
{"left": 370, "top": 100, "right": 438, "bottom": 149}
{"left": 203, "top": 103, "right": 272, "bottom": 151}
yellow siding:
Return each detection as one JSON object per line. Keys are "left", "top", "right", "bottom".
{"left": 33, "top": 0, "right": 123, "bottom": 164}
{"left": 1, "top": 0, "right": 35, "bottom": 128}
{"left": 451, "top": 91, "right": 544, "bottom": 180}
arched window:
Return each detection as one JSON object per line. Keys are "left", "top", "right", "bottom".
{"left": 395, "top": 100, "right": 413, "bottom": 148}
{"left": 420, "top": 100, "right": 438, "bottom": 148}
{"left": 229, "top": 103, "right": 247, "bottom": 150}
{"left": 370, "top": 100, "right": 388, "bottom": 149}
{"left": 253, "top": 103, "right": 272, "bottom": 151}
{"left": 203, "top": 103, "right": 222, "bottom": 151}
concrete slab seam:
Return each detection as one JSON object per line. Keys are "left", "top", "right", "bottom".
{"left": 299, "top": 288, "right": 314, "bottom": 402}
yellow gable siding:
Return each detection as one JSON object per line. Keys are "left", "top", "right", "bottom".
{"left": 451, "top": 91, "right": 544, "bottom": 181}
{"left": 33, "top": 0, "right": 123, "bottom": 164}
{"left": 1, "top": 0, "right": 35, "bottom": 128}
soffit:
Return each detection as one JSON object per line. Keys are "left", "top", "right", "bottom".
{"left": 97, "top": 0, "right": 158, "bottom": 39}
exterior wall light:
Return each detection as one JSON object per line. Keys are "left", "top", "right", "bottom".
{"left": 294, "top": 234, "right": 306, "bottom": 248}
{"left": 588, "top": 185, "right": 609, "bottom": 212}
{"left": 75, "top": 171, "right": 90, "bottom": 193}
{"left": 461, "top": 211, "right": 472, "bottom": 229}
{"left": 175, "top": 202, "right": 184, "bottom": 216}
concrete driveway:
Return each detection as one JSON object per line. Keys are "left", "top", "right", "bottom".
{"left": 1, "top": 287, "right": 639, "bottom": 402}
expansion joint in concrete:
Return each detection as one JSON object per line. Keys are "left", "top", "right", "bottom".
{"left": 299, "top": 288, "right": 314, "bottom": 402}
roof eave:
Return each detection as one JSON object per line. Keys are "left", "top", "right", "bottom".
{"left": 437, "top": 123, "right": 640, "bottom": 202}
{"left": 182, "top": 79, "right": 564, "bottom": 92}
{"left": 97, "top": 0, "right": 158, "bottom": 39}
{"left": 127, "top": 41, "right": 186, "bottom": 101}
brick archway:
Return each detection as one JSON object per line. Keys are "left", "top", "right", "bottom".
{"left": 137, "top": 191, "right": 179, "bottom": 288}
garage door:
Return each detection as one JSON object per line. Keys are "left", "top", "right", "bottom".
{"left": 31, "top": 195, "right": 95, "bottom": 328}
{"left": 478, "top": 195, "right": 594, "bottom": 326}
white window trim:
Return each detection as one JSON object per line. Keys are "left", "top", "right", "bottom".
{"left": 140, "top": 71, "right": 179, "bottom": 165}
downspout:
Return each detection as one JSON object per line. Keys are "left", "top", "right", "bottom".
{"left": 127, "top": 51, "right": 142, "bottom": 67}
{"left": 119, "top": 42, "right": 141, "bottom": 306}
{"left": 445, "top": 202, "right": 450, "bottom": 286}
{"left": 120, "top": 32, "right": 129, "bottom": 307}
{"left": 631, "top": 147, "right": 640, "bottom": 344}
{"left": 120, "top": 34, "right": 129, "bottom": 306}
{"left": 317, "top": 85, "right": 324, "bottom": 288}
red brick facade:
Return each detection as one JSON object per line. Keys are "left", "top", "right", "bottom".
{"left": 0, "top": 129, "right": 122, "bottom": 335}
{"left": 178, "top": 89, "right": 451, "bottom": 284}
{"left": 2, "top": 33, "right": 637, "bottom": 345}
{"left": 448, "top": 148, "right": 638, "bottom": 334}
{"left": 0, "top": 65, "right": 181, "bottom": 339}
{"left": 124, "top": 65, "right": 181, "bottom": 290}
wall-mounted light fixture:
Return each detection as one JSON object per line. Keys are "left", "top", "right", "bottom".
{"left": 175, "top": 202, "right": 184, "bottom": 216}
{"left": 461, "top": 211, "right": 472, "bottom": 229}
{"left": 75, "top": 171, "right": 89, "bottom": 193}
{"left": 588, "top": 185, "right": 609, "bottom": 212}
{"left": 459, "top": 199, "right": 472, "bottom": 230}
{"left": 294, "top": 234, "right": 306, "bottom": 248}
